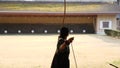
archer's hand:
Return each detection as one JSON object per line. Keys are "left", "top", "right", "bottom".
{"left": 68, "top": 37, "right": 74, "bottom": 43}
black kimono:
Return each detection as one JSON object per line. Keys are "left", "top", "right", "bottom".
{"left": 51, "top": 37, "right": 70, "bottom": 68}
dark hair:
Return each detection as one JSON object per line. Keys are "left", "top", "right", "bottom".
{"left": 60, "top": 27, "right": 69, "bottom": 39}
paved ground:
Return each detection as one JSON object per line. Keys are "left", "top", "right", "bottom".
{"left": 0, "top": 34, "right": 120, "bottom": 68}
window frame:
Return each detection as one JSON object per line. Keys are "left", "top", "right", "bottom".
{"left": 100, "top": 20, "right": 112, "bottom": 29}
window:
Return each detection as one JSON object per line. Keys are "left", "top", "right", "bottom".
{"left": 100, "top": 21, "right": 112, "bottom": 29}
{"left": 103, "top": 22, "right": 109, "bottom": 28}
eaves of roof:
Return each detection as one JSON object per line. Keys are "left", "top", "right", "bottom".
{"left": 0, "top": 11, "right": 120, "bottom": 17}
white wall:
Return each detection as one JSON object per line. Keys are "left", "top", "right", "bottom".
{"left": 96, "top": 15, "right": 117, "bottom": 35}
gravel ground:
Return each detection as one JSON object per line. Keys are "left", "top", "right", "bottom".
{"left": 0, "top": 34, "right": 120, "bottom": 68}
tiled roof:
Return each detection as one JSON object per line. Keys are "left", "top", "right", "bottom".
{"left": 66, "top": 3, "right": 120, "bottom": 14}
{"left": 0, "top": 2, "right": 120, "bottom": 15}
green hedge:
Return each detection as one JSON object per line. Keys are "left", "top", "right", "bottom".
{"left": 104, "top": 29, "right": 120, "bottom": 38}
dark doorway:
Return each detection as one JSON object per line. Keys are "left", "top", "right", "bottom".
{"left": 64, "top": 23, "right": 95, "bottom": 34}
{"left": 0, "top": 23, "right": 95, "bottom": 34}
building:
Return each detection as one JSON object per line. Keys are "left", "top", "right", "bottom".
{"left": 0, "top": 2, "right": 120, "bottom": 34}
